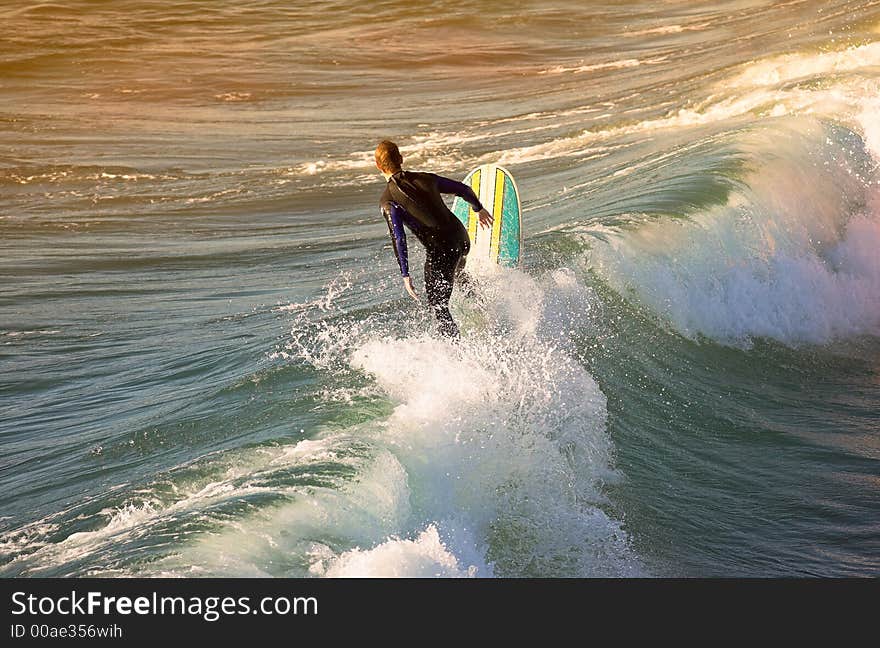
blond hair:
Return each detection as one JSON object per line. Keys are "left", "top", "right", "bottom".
{"left": 375, "top": 140, "right": 403, "bottom": 173}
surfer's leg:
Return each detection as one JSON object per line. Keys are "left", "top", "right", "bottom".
{"left": 453, "top": 253, "right": 487, "bottom": 309}
{"left": 454, "top": 254, "right": 476, "bottom": 299}
{"left": 424, "top": 252, "right": 459, "bottom": 338}
{"left": 455, "top": 254, "right": 484, "bottom": 306}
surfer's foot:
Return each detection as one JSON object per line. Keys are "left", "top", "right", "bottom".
{"left": 435, "top": 309, "right": 460, "bottom": 338}
{"left": 457, "top": 274, "right": 488, "bottom": 313}
{"left": 457, "top": 271, "right": 477, "bottom": 299}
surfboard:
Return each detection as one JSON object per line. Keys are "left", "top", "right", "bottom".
{"left": 451, "top": 164, "right": 522, "bottom": 268}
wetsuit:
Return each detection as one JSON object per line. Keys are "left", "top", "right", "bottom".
{"left": 380, "top": 170, "right": 483, "bottom": 337}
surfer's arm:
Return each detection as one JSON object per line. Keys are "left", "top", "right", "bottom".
{"left": 435, "top": 175, "right": 484, "bottom": 212}
{"left": 435, "top": 175, "right": 493, "bottom": 229}
{"left": 381, "top": 203, "right": 410, "bottom": 277}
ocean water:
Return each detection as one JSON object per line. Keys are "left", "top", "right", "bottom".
{"left": 2, "top": 0, "right": 880, "bottom": 577}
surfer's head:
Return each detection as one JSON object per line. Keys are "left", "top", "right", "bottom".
{"left": 375, "top": 140, "right": 403, "bottom": 175}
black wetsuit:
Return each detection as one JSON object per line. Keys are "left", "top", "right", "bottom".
{"left": 380, "top": 170, "right": 483, "bottom": 337}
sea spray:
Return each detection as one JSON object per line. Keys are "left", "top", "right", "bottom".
{"left": 309, "top": 268, "right": 641, "bottom": 577}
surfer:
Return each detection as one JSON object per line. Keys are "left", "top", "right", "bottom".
{"left": 375, "top": 140, "right": 493, "bottom": 337}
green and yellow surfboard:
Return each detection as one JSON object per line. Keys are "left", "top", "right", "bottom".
{"left": 451, "top": 164, "right": 522, "bottom": 268}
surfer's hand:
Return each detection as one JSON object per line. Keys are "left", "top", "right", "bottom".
{"left": 477, "top": 208, "right": 493, "bottom": 229}
{"left": 403, "top": 276, "right": 420, "bottom": 302}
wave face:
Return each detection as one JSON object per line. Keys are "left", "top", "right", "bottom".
{"left": 587, "top": 41, "right": 880, "bottom": 347}
{"left": 2, "top": 0, "right": 880, "bottom": 577}
{"left": 591, "top": 118, "right": 880, "bottom": 346}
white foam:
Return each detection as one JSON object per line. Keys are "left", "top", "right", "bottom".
{"left": 315, "top": 525, "right": 481, "bottom": 578}
{"left": 539, "top": 56, "right": 668, "bottom": 75}
{"left": 139, "top": 443, "right": 418, "bottom": 578}
{"left": 215, "top": 92, "right": 252, "bottom": 102}
{"left": 3, "top": 329, "right": 61, "bottom": 337}
{"left": 857, "top": 96, "right": 880, "bottom": 160}
{"left": 289, "top": 129, "right": 492, "bottom": 180}
{"left": 590, "top": 118, "right": 880, "bottom": 346}
{"left": 495, "top": 42, "right": 880, "bottom": 166}
{"left": 728, "top": 42, "right": 880, "bottom": 90}
{"left": 326, "top": 269, "right": 640, "bottom": 576}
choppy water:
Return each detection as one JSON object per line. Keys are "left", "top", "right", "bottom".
{"left": 2, "top": 0, "right": 880, "bottom": 577}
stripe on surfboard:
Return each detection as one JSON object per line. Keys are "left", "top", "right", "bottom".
{"left": 490, "top": 168, "right": 505, "bottom": 262}
{"left": 468, "top": 168, "right": 481, "bottom": 243}
{"left": 480, "top": 165, "right": 492, "bottom": 248}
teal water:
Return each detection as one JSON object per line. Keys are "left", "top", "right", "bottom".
{"left": 2, "top": 0, "right": 879, "bottom": 576}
